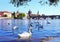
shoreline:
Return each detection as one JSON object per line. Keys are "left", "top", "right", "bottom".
{"left": 0, "top": 17, "right": 13, "bottom": 19}
{"left": 0, "top": 36, "right": 60, "bottom": 42}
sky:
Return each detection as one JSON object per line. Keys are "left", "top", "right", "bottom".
{"left": 0, "top": 0, "right": 60, "bottom": 15}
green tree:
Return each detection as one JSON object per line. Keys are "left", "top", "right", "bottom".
{"left": 10, "top": 0, "right": 31, "bottom": 7}
{"left": 17, "top": 13, "right": 26, "bottom": 19}
{"left": 10, "top": 0, "right": 59, "bottom": 7}
{"left": 39, "top": 0, "right": 59, "bottom": 6}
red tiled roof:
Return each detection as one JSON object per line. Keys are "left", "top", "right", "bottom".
{"left": 0, "top": 11, "right": 11, "bottom": 16}
{"left": 0, "top": 12, "right": 4, "bottom": 16}
{"left": 3, "top": 11, "right": 11, "bottom": 13}
{"left": 0, "top": 12, "right": 3, "bottom": 15}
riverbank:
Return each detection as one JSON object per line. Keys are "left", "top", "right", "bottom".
{"left": 0, "top": 17, "right": 13, "bottom": 19}
{"left": 0, "top": 36, "right": 60, "bottom": 42}
{"left": 47, "top": 37, "right": 60, "bottom": 42}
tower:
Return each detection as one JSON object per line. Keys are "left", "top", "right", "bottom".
{"left": 28, "top": 10, "right": 32, "bottom": 19}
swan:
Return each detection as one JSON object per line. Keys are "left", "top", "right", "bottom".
{"left": 18, "top": 25, "right": 32, "bottom": 39}
{"left": 47, "top": 21, "right": 50, "bottom": 24}
{"left": 12, "top": 26, "right": 18, "bottom": 30}
{"left": 18, "top": 31, "right": 32, "bottom": 39}
{"left": 12, "top": 26, "right": 18, "bottom": 34}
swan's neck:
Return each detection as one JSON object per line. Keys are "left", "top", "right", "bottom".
{"left": 29, "top": 31, "right": 32, "bottom": 34}
{"left": 29, "top": 27, "right": 32, "bottom": 34}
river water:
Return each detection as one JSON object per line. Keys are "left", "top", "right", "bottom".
{"left": 0, "top": 19, "right": 60, "bottom": 39}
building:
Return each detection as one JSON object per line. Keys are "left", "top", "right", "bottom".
{"left": 0, "top": 12, "right": 4, "bottom": 17}
{"left": 3, "top": 11, "right": 12, "bottom": 18}
{"left": 0, "top": 11, "right": 12, "bottom": 18}
{"left": 15, "top": 11, "right": 20, "bottom": 17}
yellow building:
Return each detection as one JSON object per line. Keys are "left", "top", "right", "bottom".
{"left": 23, "top": 13, "right": 28, "bottom": 19}
{"left": 3, "top": 11, "right": 12, "bottom": 18}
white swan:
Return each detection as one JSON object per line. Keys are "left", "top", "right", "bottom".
{"left": 47, "top": 21, "right": 50, "bottom": 24}
{"left": 13, "top": 26, "right": 18, "bottom": 30}
{"left": 18, "top": 25, "right": 32, "bottom": 39}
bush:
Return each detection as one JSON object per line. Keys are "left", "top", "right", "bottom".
{"left": 17, "top": 13, "right": 26, "bottom": 19}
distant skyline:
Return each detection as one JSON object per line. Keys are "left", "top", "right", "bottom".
{"left": 0, "top": 0, "right": 60, "bottom": 15}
